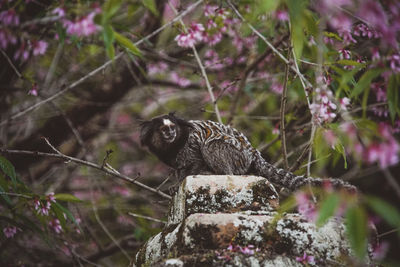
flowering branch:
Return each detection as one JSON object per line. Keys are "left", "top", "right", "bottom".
{"left": 168, "top": 0, "right": 222, "bottom": 124}
{"left": 0, "top": 0, "right": 204, "bottom": 127}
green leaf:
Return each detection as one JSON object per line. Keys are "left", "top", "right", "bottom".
{"left": 351, "top": 68, "right": 383, "bottom": 98}
{"left": 141, "top": 0, "right": 159, "bottom": 16}
{"left": 0, "top": 184, "right": 12, "bottom": 205}
{"left": 365, "top": 196, "right": 400, "bottom": 235}
{"left": 54, "top": 193, "right": 82, "bottom": 203}
{"left": 0, "top": 156, "right": 17, "bottom": 188}
{"left": 288, "top": 0, "right": 307, "bottom": 59}
{"left": 345, "top": 206, "right": 368, "bottom": 259}
{"left": 103, "top": 24, "right": 115, "bottom": 59}
{"left": 336, "top": 59, "right": 365, "bottom": 67}
{"left": 316, "top": 194, "right": 340, "bottom": 227}
{"left": 114, "top": 31, "right": 142, "bottom": 57}
{"left": 387, "top": 74, "right": 400, "bottom": 122}
{"left": 102, "top": 0, "right": 122, "bottom": 23}
{"left": 51, "top": 202, "right": 67, "bottom": 230}
{"left": 53, "top": 202, "right": 82, "bottom": 232}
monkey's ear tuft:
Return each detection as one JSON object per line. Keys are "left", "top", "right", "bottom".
{"left": 140, "top": 121, "right": 153, "bottom": 146}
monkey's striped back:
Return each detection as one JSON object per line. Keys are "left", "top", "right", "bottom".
{"left": 189, "top": 120, "right": 255, "bottom": 153}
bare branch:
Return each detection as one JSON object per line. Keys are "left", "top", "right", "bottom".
{"left": 128, "top": 212, "right": 166, "bottom": 224}
{"left": 0, "top": 147, "right": 171, "bottom": 200}
{"left": 280, "top": 49, "right": 291, "bottom": 169}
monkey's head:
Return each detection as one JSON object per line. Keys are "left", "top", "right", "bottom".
{"left": 140, "top": 113, "right": 192, "bottom": 152}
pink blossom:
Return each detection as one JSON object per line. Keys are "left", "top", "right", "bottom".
{"left": 28, "top": 83, "right": 38, "bottom": 96}
{"left": 0, "top": 9, "right": 20, "bottom": 26}
{"left": 338, "top": 29, "right": 357, "bottom": 44}
{"left": 49, "top": 219, "right": 63, "bottom": 234}
{"left": 204, "top": 4, "right": 218, "bottom": 17}
{"left": 32, "top": 40, "right": 48, "bottom": 56}
{"left": 270, "top": 81, "right": 283, "bottom": 94}
{"left": 63, "top": 11, "right": 100, "bottom": 37}
{"left": 338, "top": 49, "right": 351, "bottom": 60}
{"left": 371, "top": 47, "right": 380, "bottom": 61}
{"left": 389, "top": 54, "right": 400, "bottom": 73}
{"left": 275, "top": 10, "right": 289, "bottom": 21}
{"left": 216, "top": 8, "right": 229, "bottom": 19}
{"left": 323, "top": 130, "right": 337, "bottom": 148}
{"left": 170, "top": 72, "right": 190, "bottom": 87}
{"left": 272, "top": 124, "right": 280, "bottom": 135}
{"left": 240, "top": 245, "right": 255, "bottom": 255}
{"left": 357, "top": 1, "right": 387, "bottom": 33}
{"left": 353, "top": 23, "right": 380, "bottom": 39}
{"left": 52, "top": 7, "right": 66, "bottom": 17}
{"left": 339, "top": 97, "right": 350, "bottom": 110}
{"left": 3, "top": 226, "right": 20, "bottom": 238}
{"left": 295, "top": 192, "right": 317, "bottom": 222}
{"left": 296, "top": 252, "right": 316, "bottom": 264}
{"left": 46, "top": 192, "right": 56, "bottom": 203}
{"left": 371, "top": 83, "right": 386, "bottom": 102}
{"left": 33, "top": 198, "right": 40, "bottom": 210}
{"left": 0, "top": 28, "right": 17, "bottom": 49}
{"left": 112, "top": 185, "right": 131, "bottom": 197}
{"left": 174, "top": 23, "right": 205, "bottom": 48}
{"left": 372, "top": 241, "right": 389, "bottom": 260}
{"left": 365, "top": 124, "right": 400, "bottom": 168}
{"left": 14, "top": 42, "right": 30, "bottom": 61}
{"left": 329, "top": 12, "right": 352, "bottom": 32}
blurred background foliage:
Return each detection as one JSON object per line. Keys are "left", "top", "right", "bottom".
{"left": 0, "top": 0, "right": 399, "bottom": 265}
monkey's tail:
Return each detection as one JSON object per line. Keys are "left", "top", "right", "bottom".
{"left": 253, "top": 152, "right": 357, "bottom": 193}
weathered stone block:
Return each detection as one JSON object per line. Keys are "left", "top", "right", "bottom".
{"left": 135, "top": 212, "right": 352, "bottom": 266}
{"left": 167, "top": 175, "right": 279, "bottom": 226}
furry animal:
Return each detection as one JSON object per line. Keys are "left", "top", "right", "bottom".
{"left": 140, "top": 113, "right": 356, "bottom": 192}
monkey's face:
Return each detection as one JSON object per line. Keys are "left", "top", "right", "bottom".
{"left": 159, "top": 118, "right": 178, "bottom": 143}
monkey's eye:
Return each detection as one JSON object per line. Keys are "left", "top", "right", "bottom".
{"left": 160, "top": 125, "right": 175, "bottom": 132}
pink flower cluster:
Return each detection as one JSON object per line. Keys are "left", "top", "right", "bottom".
{"left": 296, "top": 252, "right": 316, "bottom": 265}
{"left": 33, "top": 192, "right": 56, "bottom": 216}
{"left": 147, "top": 61, "right": 168, "bottom": 76}
{"left": 215, "top": 243, "right": 259, "bottom": 261}
{"left": 341, "top": 122, "right": 400, "bottom": 168}
{"left": 310, "top": 88, "right": 338, "bottom": 124}
{"left": 170, "top": 71, "right": 191, "bottom": 87}
{"left": 63, "top": 11, "right": 100, "bottom": 37}
{"left": 53, "top": 6, "right": 100, "bottom": 38}
{"left": 295, "top": 192, "right": 317, "bottom": 222}
{"left": 366, "top": 123, "right": 399, "bottom": 168}
{"left": 175, "top": 23, "right": 205, "bottom": 48}
{"left": 48, "top": 219, "right": 62, "bottom": 234}
{"left": 3, "top": 226, "right": 21, "bottom": 238}
{"left": 0, "top": 9, "right": 20, "bottom": 26}
{"left": 175, "top": 5, "right": 234, "bottom": 48}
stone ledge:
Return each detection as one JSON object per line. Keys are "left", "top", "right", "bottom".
{"left": 135, "top": 212, "right": 351, "bottom": 266}
{"left": 167, "top": 175, "right": 279, "bottom": 226}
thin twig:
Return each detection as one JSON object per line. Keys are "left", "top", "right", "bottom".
{"left": 0, "top": 0, "right": 204, "bottom": 127}
{"left": 289, "top": 143, "right": 311, "bottom": 172}
{"left": 1, "top": 48, "right": 23, "bottom": 79}
{"left": 91, "top": 193, "right": 132, "bottom": 261}
{"left": 382, "top": 168, "right": 400, "bottom": 200}
{"left": 280, "top": 49, "right": 291, "bottom": 169}
{"left": 226, "top": 41, "right": 283, "bottom": 124}
{"left": 377, "top": 228, "right": 399, "bottom": 238}
{"left": 0, "top": 192, "right": 32, "bottom": 199}
{"left": 167, "top": 0, "right": 222, "bottom": 123}
{"left": 228, "top": 1, "right": 313, "bottom": 90}
{"left": 0, "top": 147, "right": 171, "bottom": 200}
{"left": 128, "top": 212, "right": 166, "bottom": 224}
